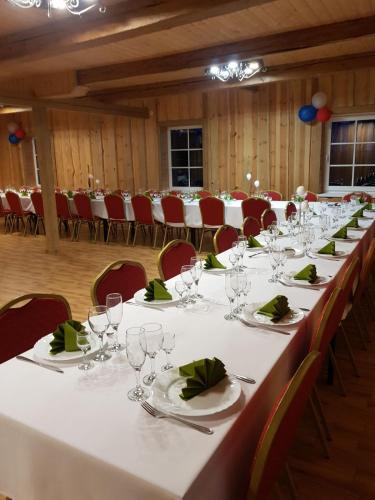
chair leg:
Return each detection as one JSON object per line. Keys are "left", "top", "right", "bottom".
{"left": 162, "top": 225, "right": 168, "bottom": 248}
{"left": 93, "top": 221, "right": 98, "bottom": 243}
{"left": 185, "top": 227, "right": 190, "bottom": 242}
{"left": 153, "top": 224, "right": 159, "bottom": 248}
{"left": 23, "top": 216, "right": 28, "bottom": 236}
{"left": 106, "top": 221, "right": 112, "bottom": 244}
{"left": 339, "top": 323, "right": 360, "bottom": 377}
{"left": 328, "top": 344, "right": 347, "bottom": 396}
{"left": 352, "top": 308, "right": 368, "bottom": 350}
{"left": 120, "top": 222, "right": 126, "bottom": 243}
{"left": 312, "top": 384, "right": 332, "bottom": 441}
{"left": 285, "top": 462, "right": 298, "bottom": 500}
{"left": 198, "top": 228, "right": 205, "bottom": 253}
{"left": 358, "top": 305, "right": 372, "bottom": 343}
{"left": 75, "top": 220, "right": 82, "bottom": 241}
{"left": 133, "top": 222, "right": 138, "bottom": 246}
{"left": 126, "top": 222, "right": 131, "bottom": 246}
{"left": 308, "top": 396, "right": 330, "bottom": 458}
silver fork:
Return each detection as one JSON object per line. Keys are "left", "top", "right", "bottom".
{"left": 141, "top": 401, "right": 213, "bottom": 434}
{"left": 277, "top": 279, "right": 321, "bottom": 291}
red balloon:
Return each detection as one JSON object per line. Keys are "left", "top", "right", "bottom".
{"left": 15, "top": 128, "right": 26, "bottom": 139}
{"left": 316, "top": 106, "right": 332, "bottom": 122}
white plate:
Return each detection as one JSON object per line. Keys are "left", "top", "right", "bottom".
{"left": 283, "top": 247, "right": 303, "bottom": 258}
{"left": 151, "top": 368, "right": 241, "bottom": 416}
{"left": 260, "top": 230, "right": 289, "bottom": 238}
{"left": 246, "top": 245, "right": 266, "bottom": 252}
{"left": 242, "top": 302, "right": 304, "bottom": 327}
{"left": 346, "top": 226, "right": 366, "bottom": 231}
{"left": 284, "top": 272, "right": 330, "bottom": 287}
{"left": 34, "top": 333, "right": 101, "bottom": 362}
{"left": 203, "top": 266, "right": 230, "bottom": 274}
{"left": 328, "top": 236, "right": 360, "bottom": 242}
{"left": 311, "top": 249, "right": 347, "bottom": 259}
{"left": 134, "top": 288, "right": 179, "bottom": 305}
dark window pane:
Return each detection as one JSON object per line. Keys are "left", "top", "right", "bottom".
{"left": 172, "top": 168, "right": 189, "bottom": 187}
{"left": 355, "top": 143, "right": 375, "bottom": 164}
{"left": 330, "top": 144, "right": 354, "bottom": 165}
{"left": 170, "top": 129, "right": 188, "bottom": 149}
{"left": 354, "top": 166, "right": 375, "bottom": 186}
{"left": 329, "top": 167, "right": 353, "bottom": 186}
{"left": 171, "top": 150, "right": 188, "bottom": 167}
{"left": 331, "top": 121, "right": 355, "bottom": 143}
{"left": 356, "top": 120, "right": 375, "bottom": 143}
{"left": 190, "top": 168, "right": 203, "bottom": 187}
{"left": 189, "top": 128, "right": 202, "bottom": 148}
{"left": 190, "top": 150, "right": 203, "bottom": 167}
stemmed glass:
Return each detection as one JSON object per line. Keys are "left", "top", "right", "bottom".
{"left": 126, "top": 327, "right": 150, "bottom": 401}
{"left": 229, "top": 252, "right": 238, "bottom": 269}
{"left": 88, "top": 305, "right": 111, "bottom": 362}
{"left": 240, "top": 271, "right": 251, "bottom": 310}
{"left": 268, "top": 247, "right": 280, "bottom": 283}
{"left": 278, "top": 248, "right": 287, "bottom": 278}
{"left": 161, "top": 330, "right": 175, "bottom": 371}
{"left": 190, "top": 257, "right": 203, "bottom": 299}
{"left": 175, "top": 280, "right": 187, "bottom": 308}
{"left": 231, "top": 242, "right": 241, "bottom": 268}
{"left": 106, "top": 293, "right": 124, "bottom": 352}
{"left": 237, "top": 235, "right": 247, "bottom": 269}
{"left": 180, "top": 265, "right": 195, "bottom": 303}
{"left": 224, "top": 271, "right": 236, "bottom": 320}
{"left": 231, "top": 270, "right": 246, "bottom": 313}
{"left": 142, "top": 322, "right": 164, "bottom": 386}
{"left": 76, "top": 330, "right": 94, "bottom": 371}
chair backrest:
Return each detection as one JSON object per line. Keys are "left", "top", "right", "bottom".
{"left": 285, "top": 201, "right": 297, "bottom": 220}
{"left": 158, "top": 239, "right": 196, "bottom": 281}
{"left": 305, "top": 191, "right": 318, "bottom": 202}
{"left": 262, "top": 190, "right": 282, "bottom": 201}
{"left": 242, "top": 216, "right": 261, "bottom": 237}
{"left": 0, "top": 195, "right": 9, "bottom": 216}
{"left": 73, "top": 193, "right": 94, "bottom": 220}
{"left": 261, "top": 208, "right": 277, "bottom": 230}
{"left": 197, "top": 190, "right": 211, "bottom": 198}
{"left": 241, "top": 197, "right": 271, "bottom": 224}
{"left": 161, "top": 195, "right": 185, "bottom": 224}
{"left": 91, "top": 260, "right": 148, "bottom": 305}
{"left": 0, "top": 293, "right": 71, "bottom": 364}
{"left": 131, "top": 194, "right": 154, "bottom": 225}
{"left": 248, "top": 351, "right": 322, "bottom": 500}
{"left": 339, "top": 257, "right": 361, "bottom": 305}
{"left": 104, "top": 194, "right": 126, "bottom": 221}
{"left": 342, "top": 191, "right": 372, "bottom": 203}
{"left": 199, "top": 197, "right": 225, "bottom": 227}
{"left": 230, "top": 190, "right": 248, "bottom": 200}
{"left": 5, "top": 191, "right": 23, "bottom": 216}
{"left": 354, "top": 240, "right": 375, "bottom": 303}
{"left": 213, "top": 225, "right": 238, "bottom": 253}
{"left": 55, "top": 192, "right": 72, "bottom": 220}
{"left": 30, "top": 191, "right": 44, "bottom": 217}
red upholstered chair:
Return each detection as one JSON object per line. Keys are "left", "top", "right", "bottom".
{"left": 104, "top": 194, "right": 130, "bottom": 245}
{"left": 73, "top": 192, "right": 102, "bottom": 242}
{"left": 305, "top": 191, "right": 318, "bottom": 202}
{"left": 198, "top": 197, "right": 225, "bottom": 253}
{"left": 30, "top": 191, "right": 45, "bottom": 236}
{"left": 262, "top": 190, "right": 283, "bottom": 201}
{"left": 248, "top": 351, "right": 322, "bottom": 499}
{"left": 131, "top": 194, "right": 159, "bottom": 247}
{"left": 285, "top": 201, "right": 297, "bottom": 220}
{"left": 6, "top": 191, "right": 34, "bottom": 235}
{"left": 0, "top": 293, "right": 71, "bottom": 364}
{"left": 158, "top": 239, "right": 196, "bottom": 281}
{"left": 230, "top": 190, "right": 248, "bottom": 201}
{"left": 261, "top": 208, "right": 277, "bottom": 230}
{"left": 161, "top": 195, "right": 189, "bottom": 248}
{"left": 55, "top": 192, "right": 77, "bottom": 236}
{"left": 213, "top": 225, "right": 238, "bottom": 254}
{"left": 342, "top": 191, "right": 372, "bottom": 203}
{"left": 197, "top": 190, "right": 211, "bottom": 199}
{"left": 242, "top": 216, "right": 261, "bottom": 237}
{"left": 91, "top": 260, "right": 147, "bottom": 305}
{"left": 0, "top": 195, "right": 11, "bottom": 232}
{"left": 241, "top": 197, "right": 270, "bottom": 225}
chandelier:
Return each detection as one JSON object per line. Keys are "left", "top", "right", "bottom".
{"left": 7, "top": 0, "right": 106, "bottom": 17}
{"left": 205, "top": 59, "right": 265, "bottom": 82}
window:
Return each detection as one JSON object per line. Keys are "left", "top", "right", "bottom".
{"left": 168, "top": 127, "right": 203, "bottom": 189}
{"left": 325, "top": 116, "right": 375, "bottom": 192}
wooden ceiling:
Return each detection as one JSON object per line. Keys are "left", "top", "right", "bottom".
{"left": 0, "top": 0, "right": 375, "bottom": 103}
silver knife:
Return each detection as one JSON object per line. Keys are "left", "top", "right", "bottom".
{"left": 236, "top": 316, "right": 290, "bottom": 335}
{"left": 125, "top": 301, "right": 164, "bottom": 312}
{"left": 16, "top": 355, "right": 64, "bottom": 373}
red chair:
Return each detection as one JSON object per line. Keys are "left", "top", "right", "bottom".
{"left": 30, "top": 191, "right": 45, "bottom": 236}
{"left": 161, "top": 195, "right": 189, "bottom": 247}
{"left": 262, "top": 190, "right": 283, "bottom": 201}
{"left": 305, "top": 191, "right": 318, "bottom": 202}
{"left": 0, "top": 195, "right": 11, "bottom": 232}
{"left": 213, "top": 225, "right": 238, "bottom": 253}
{"left": 55, "top": 192, "right": 77, "bottom": 236}
{"left": 241, "top": 197, "right": 270, "bottom": 225}
{"left": 242, "top": 216, "right": 261, "bottom": 237}
{"left": 5, "top": 191, "right": 33, "bottom": 235}
{"left": 230, "top": 190, "right": 248, "bottom": 201}
{"left": 158, "top": 239, "right": 196, "bottom": 281}
{"left": 73, "top": 192, "right": 101, "bottom": 242}
{"left": 248, "top": 351, "right": 322, "bottom": 499}
{"left": 104, "top": 194, "right": 130, "bottom": 245}
{"left": 198, "top": 197, "right": 225, "bottom": 253}
{"left": 285, "top": 201, "right": 297, "bottom": 220}
{"left": 197, "top": 190, "right": 211, "bottom": 199}
{"left": 91, "top": 260, "right": 147, "bottom": 305}
{"left": 261, "top": 208, "right": 277, "bottom": 230}
{"left": 0, "top": 293, "right": 71, "bottom": 364}
{"left": 131, "top": 194, "right": 159, "bottom": 247}
{"left": 342, "top": 191, "right": 372, "bottom": 203}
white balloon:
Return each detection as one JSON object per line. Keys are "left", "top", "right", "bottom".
{"left": 7, "top": 122, "right": 18, "bottom": 133}
{"left": 311, "top": 92, "right": 327, "bottom": 109}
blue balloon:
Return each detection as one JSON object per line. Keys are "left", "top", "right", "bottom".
{"left": 298, "top": 105, "right": 317, "bottom": 123}
{"left": 8, "top": 134, "right": 20, "bottom": 145}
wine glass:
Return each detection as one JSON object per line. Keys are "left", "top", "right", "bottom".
{"left": 180, "top": 265, "right": 195, "bottom": 303}
{"left": 106, "top": 293, "right": 124, "bottom": 352}
{"left": 161, "top": 330, "right": 175, "bottom": 371}
{"left": 237, "top": 235, "right": 247, "bottom": 269}
{"left": 231, "top": 270, "right": 246, "bottom": 313}
{"left": 240, "top": 271, "right": 252, "bottom": 309}
{"left": 126, "top": 327, "right": 150, "bottom": 402}
{"left": 278, "top": 248, "right": 287, "bottom": 278}
{"left": 190, "top": 257, "right": 203, "bottom": 299}
{"left": 231, "top": 241, "right": 241, "bottom": 268}
{"left": 142, "top": 322, "right": 164, "bottom": 386}
{"left": 229, "top": 252, "right": 238, "bottom": 269}
{"left": 175, "top": 280, "right": 187, "bottom": 308}
{"left": 88, "top": 305, "right": 111, "bottom": 362}
{"left": 76, "top": 330, "right": 94, "bottom": 371}
{"left": 224, "top": 271, "right": 236, "bottom": 320}
{"left": 268, "top": 248, "right": 280, "bottom": 283}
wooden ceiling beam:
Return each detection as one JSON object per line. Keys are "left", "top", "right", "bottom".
{"left": 78, "top": 15, "right": 375, "bottom": 85}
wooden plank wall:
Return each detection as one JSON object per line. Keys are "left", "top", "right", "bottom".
{"left": 0, "top": 68, "right": 374, "bottom": 197}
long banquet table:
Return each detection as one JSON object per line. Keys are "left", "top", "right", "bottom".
{"left": 0, "top": 208, "right": 374, "bottom": 500}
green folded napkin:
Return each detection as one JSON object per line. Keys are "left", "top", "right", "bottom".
{"left": 318, "top": 241, "right": 336, "bottom": 255}
{"left": 49, "top": 320, "right": 84, "bottom": 355}
{"left": 247, "top": 235, "right": 263, "bottom": 248}
{"left": 67, "top": 190, "right": 73, "bottom": 199}
{"left": 332, "top": 227, "right": 347, "bottom": 239}
{"left": 144, "top": 279, "right": 172, "bottom": 301}
{"left": 204, "top": 254, "right": 226, "bottom": 269}
{"left": 346, "top": 218, "right": 359, "bottom": 228}
{"left": 294, "top": 264, "right": 317, "bottom": 284}
{"left": 257, "top": 295, "right": 290, "bottom": 323}
{"left": 351, "top": 207, "right": 364, "bottom": 218}
{"left": 363, "top": 203, "right": 372, "bottom": 210}
{"left": 179, "top": 357, "right": 227, "bottom": 400}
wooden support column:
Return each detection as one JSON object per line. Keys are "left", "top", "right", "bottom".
{"left": 32, "top": 105, "right": 59, "bottom": 254}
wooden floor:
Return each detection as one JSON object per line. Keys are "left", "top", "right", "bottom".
{"left": 1, "top": 229, "right": 375, "bottom": 499}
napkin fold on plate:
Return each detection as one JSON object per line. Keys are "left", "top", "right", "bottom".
{"left": 351, "top": 207, "right": 364, "bottom": 218}
{"left": 247, "top": 235, "right": 263, "bottom": 248}
{"left": 318, "top": 241, "right": 336, "bottom": 255}
{"left": 363, "top": 203, "right": 372, "bottom": 210}
{"left": 144, "top": 279, "right": 172, "bottom": 301}
{"left": 331, "top": 226, "right": 347, "bottom": 239}
{"left": 204, "top": 254, "right": 226, "bottom": 269}
{"left": 293, "top": 264, "right": 317, "bottom": 284}
{"left": 257, "top": 295, "right": 291, "bottom": 323}
{"left": 179, "top": 357, "right": 227, "bottom": 400}
{"left": 346, "top": 218, "right": 359, "bottom": 228}
{"left": 49, "top": 320, "right": 84, "bottom": 355}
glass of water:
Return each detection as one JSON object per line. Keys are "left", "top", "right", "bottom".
{"left": 77, "top": 330, "right": 94, "bottom": 371}
{"left": 126, "top": 326, "right": 149, "bottom": 402}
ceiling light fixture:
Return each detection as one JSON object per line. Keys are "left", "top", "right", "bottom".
{"left": 206, "top": 59, "right": 266, "bottom": 82}
{"left": 7, "top": 0, "right": 106, "bottom": 17}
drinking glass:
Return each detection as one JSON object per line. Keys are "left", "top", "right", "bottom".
{"left": 161, "top": 330, "right": 175, "bottom": 371}
{"left": 106, "top": 293, "right": 124, "bottom": 352}
{"left": 278, "top": 248, "right": 287, "bottom": 278}
{"left": 231, "top": 269, "right": 246, "bottom": 313}
{"left": 126, "top": 327, "right": 150, "bottom": 401}
{"left": 88, "top": 305, "right": 111, "bottom": 362}
{"left": 142, "top": 322, "right": 164, "bottom": 385}
{"left": 175, "top": 280, "right": 187, "bottom": 308}
{"left": 180, "top": 265, "right": 195, "bottom": 303}
{"left": 240, "top": 271, "right": 251, "bottom": 309}
{"left": 229, "top": 252, "right": 238, "bottom": 269}
{"left": 231, "top": 241, "right": 241, "bottom": 268}
{"left": 224, "top": 271, "right": 236, "bottom": 320}
{"left": 237, "top": 235, "right": 247, "bottom": 269}
{"left": 77, "top": 330, "right": 94, "bottom": 371}
{"left": 268, "top": 248, "right": 280, "bottom": 283}
{"left": 190, "top": 256, "right": 203, "bottom": 299}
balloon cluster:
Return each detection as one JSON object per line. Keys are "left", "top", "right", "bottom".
{"left": 7, "top": 122, "right": 26, "bottom": 145}
{"left": 298, "top": 92, "right": 332, "bottom": 123}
